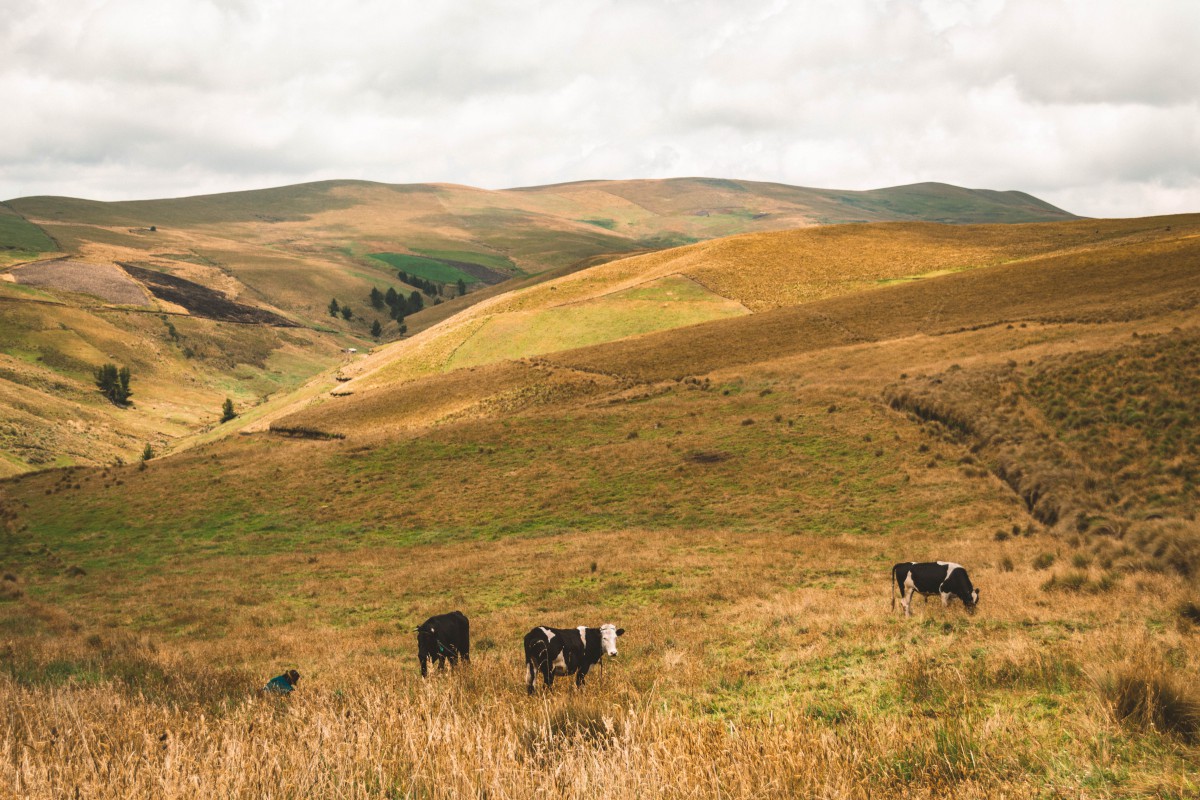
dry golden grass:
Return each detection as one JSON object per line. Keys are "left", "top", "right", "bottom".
{"left": 3, "top": 213, "right": 1199, "bottom": 798}
{"left": 2, "top": 524, "right": 1198, "bottom": 799}
{"left": 336, "top": 214, "right": 1200, "bottom": 398}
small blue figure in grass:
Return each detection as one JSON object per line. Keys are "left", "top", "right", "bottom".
{"left": 262, "top": 669, "right": 300, "bottom": 695}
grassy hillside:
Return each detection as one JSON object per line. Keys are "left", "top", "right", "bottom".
{"left": 0, "top": 178, "right": 1079, "bottom": 474}
{"left": 7, "top": 178, "right": 1077, "bottom": 290}
{"left": 0, "top": 281, "right": 349, "bottom": 473}
{"left": 0, "top": 214, "right": 1196, "bottom": 798}
{"left": 0, "top": 204, "right": 58, "bottom": 266}
{"left": 332, "top": 215, "right": 1192, "bottom": 395}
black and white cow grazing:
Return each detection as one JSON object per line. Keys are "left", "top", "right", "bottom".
{"left": 416, "top": 611, "right": 470, "bottom": 677}
{"left": 892, "top": 562, "right": 980, "bottom": 617}
{"left": 524, "top": 624, "right": 624, "bottom": 694}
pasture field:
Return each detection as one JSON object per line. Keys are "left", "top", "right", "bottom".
{"left": 0, "top": 207, "right": 57, "bottom": 266}
{"left": 1, "top": 205, "right": 1197, "bottom": 797}
{"left": 2, "top": 210, "right": 1199, "bottom": 797}
{"left": 368, "top": 253, "right": 481, "bottom": 285}
{"left": 410, "top": 247, "right": 517, "bottom": 273}
{"left": 443, "top": 275, "right": 747, "bottom": 371}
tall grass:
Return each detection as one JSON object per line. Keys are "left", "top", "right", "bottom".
{"left": 1098, "top": 655, "right": 1200, "bottom": 743}
{"left": 0, "top": 656, "right": 1041, "bottom": 799}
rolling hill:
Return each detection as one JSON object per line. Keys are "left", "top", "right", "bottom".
{"left": 0, "top": 210, "right": 1196, "bottom": 798}
{"left": 322, "top": 214, "right": 1191, "bottom": 400}
{"left": 0, "top": 179, "right": 1076, "bottom": 473}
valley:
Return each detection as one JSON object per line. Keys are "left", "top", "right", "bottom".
{"left": 0, "top": 185, "right": 1197, "bottom": 799}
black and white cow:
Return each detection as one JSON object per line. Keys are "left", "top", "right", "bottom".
{"left": 524, "top": 624, "right": 624, "bottom": 694}
{"left": 892, "top": 562, "right": 980, "bottom": 617}
{"left": 416, "top": 611, "right": 470, "bottom": 677}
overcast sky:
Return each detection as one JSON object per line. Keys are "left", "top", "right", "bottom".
{"left": 2, "top": 0, "right": 1198, "bottom": 217}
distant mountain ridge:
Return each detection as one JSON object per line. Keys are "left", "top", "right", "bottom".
{"left": 6, "top": 177, "right": 1076, "bottom": 230}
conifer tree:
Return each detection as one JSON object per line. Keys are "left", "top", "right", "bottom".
{"left": 94, "top": 363, "right": 133, "bottom": 406}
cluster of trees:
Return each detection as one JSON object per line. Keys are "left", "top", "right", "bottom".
{"left": 332, "top": 279, "right": 454, "bottom": 341}
{"left": 395, "top": 271, "right": 469, "bottom": 300}
{"left": 94, "top": 363, "right": 132, "bottom": 406}
{"left": 328, "top": 299, "right": 353, "bottom": 320}
{"left": 396, "top": 270, "right": 440, "bottom": 297}
{"left": 369, "top": 286, "right": 424, "bottom": 319}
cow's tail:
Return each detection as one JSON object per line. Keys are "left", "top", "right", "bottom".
{"left": 890, "top": 566, "right": 896, "bottom": 612}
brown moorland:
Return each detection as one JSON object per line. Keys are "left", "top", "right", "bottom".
{"left": 0, "top": 214, "right": 1197, "bottom": 798}
{"left": 332, "top": 215, "right": 1200, "bottom": 395}
{"left": 0, "top": 178, "right": 1074, "bottom": 475}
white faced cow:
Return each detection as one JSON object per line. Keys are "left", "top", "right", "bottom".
{"left": 524, "top": 623, "right": 624, "bottom": 694}
{"left": 892, "top": 561, "right": 980, "bottom": 617}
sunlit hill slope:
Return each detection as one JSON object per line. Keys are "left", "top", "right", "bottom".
{"left": 1, "top": 210, "right": 1198, "bottom": 798}
{"left": 0, "top": 178, "right": 1075, "bottom": 473}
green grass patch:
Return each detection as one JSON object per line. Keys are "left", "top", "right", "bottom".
{"left": 446, "top": 275, "right": 748, "bottom": 371}
{"left": 0, "top": 211, "right": 57, "bottom": 260}
{"left": 411, "top": 248, "right": 515, "bottom": 272}
{"left": 368, "top": 253, "right": 478, "bottom": 284}
{"left": 577, "top": 218, "right": 618, "bottom": 230}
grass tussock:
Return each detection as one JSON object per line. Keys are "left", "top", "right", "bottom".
{"left": 1178, "top": 597, "right": 1200, "bottom": 628}
{"left": 1040, "top": 570, "right": 1120, "bottom": 594}
{"left": 1099, "top": 656, "right": 1200, "bottom": 743}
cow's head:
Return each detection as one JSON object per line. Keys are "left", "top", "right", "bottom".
{"left": 600, "top": 623, "right": 625, "bottom": 657}
{"left": 967, "top": 587, "right": 980, "bottom": 612}
{"left": 415, "top": 624, "right": 437, "bottom": 648}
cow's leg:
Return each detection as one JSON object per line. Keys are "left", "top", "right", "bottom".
{"left": 420, "top": 653, "right": 428, "bottom": 678}
{"left": 437, "top": 655, "right": 446, "bottom": 671}
{"left": 902, "top": 586, "right": 914, "bottom": 618}
{"left": 526, "top": 659, "right": 536, "bottom": 695}
{"left": 534, "top": 648, "right": 554, "bottom": 690}
{"left": 941, "top": 591, "right": 951, "bottom": 607}
{"left": 575, "top": 664, "right": 590, "bottom": 688}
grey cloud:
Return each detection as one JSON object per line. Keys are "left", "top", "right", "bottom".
{"left": 0, "top": 0, "right": 1197, "bottom": 218}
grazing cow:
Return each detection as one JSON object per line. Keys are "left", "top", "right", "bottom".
{"left": 892, "top": 561, "right": 980, "bottom": 617}
{"left": 524, "top": 623, "right": 624, "bottom": 694}
{"left": 416, "top": 611, "right": 470, "bottom": 677}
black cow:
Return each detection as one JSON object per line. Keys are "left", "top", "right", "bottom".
{"left": 416, "top": 611, "right": 470, "bottom": 677}
{"left": 892, "top": 561, "right": 980, "bottom": 617}
{"left": 524, "top": 624, "right": 624, "bottom": 694}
